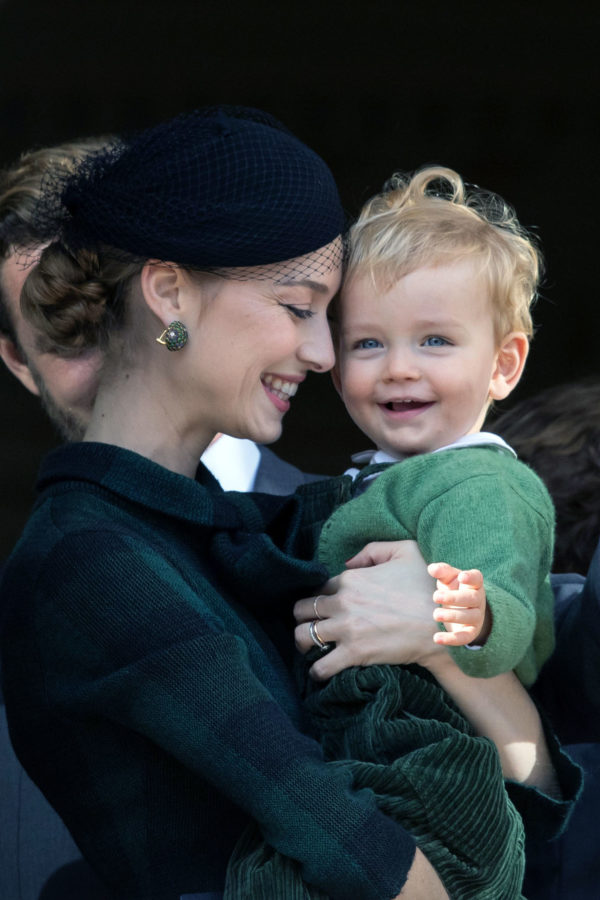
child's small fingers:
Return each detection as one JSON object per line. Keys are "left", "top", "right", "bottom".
{"left": 433, "top": 590, "right": 482, "bottom": 608}
{"left": 433, "top": 607, "right": 483, "bottom": 626}
{"left": 457, "top": 568, "right": 484, "bottom": 588}
{"left": 428, "top": 561, "right": 460, "bottom": 582}
{"left": 433, "top": 631, "right": 452, "bottom": 645}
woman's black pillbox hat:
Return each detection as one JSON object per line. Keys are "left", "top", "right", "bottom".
{"left": 43, "top": 106, "right": 346, "bottom": 269}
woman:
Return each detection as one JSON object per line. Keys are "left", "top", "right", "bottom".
{"left": 0, "top": 107, "right": 574, "bottom": 900}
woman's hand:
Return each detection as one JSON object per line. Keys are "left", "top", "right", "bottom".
{"left": 294, "top": 540, "right": 443, "bottom": 680}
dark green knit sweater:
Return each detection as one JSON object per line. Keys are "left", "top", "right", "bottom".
{"left": 1, "top": 443, "right": 579, "bottom": 900}
{"left": 0, "top": 443, "right": 415, "bottom": 900}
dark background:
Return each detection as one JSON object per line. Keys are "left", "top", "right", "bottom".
{"left": 1, "top": 0, "right": 598, "bottom": 556}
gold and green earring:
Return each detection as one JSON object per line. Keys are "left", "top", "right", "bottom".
{"left": 156, "top": 320, "right": 188, "bottom": 351}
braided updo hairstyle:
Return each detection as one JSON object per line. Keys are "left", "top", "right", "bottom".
{"left": 346, "top": 166, "right": 542, "bottom": 343}
{"left": 20, "top": 244, "right": 140, "bottom": 356}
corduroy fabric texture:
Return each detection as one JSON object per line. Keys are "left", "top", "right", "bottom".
{"left": 225, "top": 663, "right": 527, "bottom": 899}
{"left": 319, "top": 446, "right": 556, "bottom": 686}
{"left": 1, "top": 444, "right": 417, "bottom": 900}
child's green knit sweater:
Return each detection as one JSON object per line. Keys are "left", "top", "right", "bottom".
{"left": 319, "top": 444, "right": 556, "bottom": 686}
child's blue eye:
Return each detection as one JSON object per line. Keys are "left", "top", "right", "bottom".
{"left": 355, "top": 338, "right": 382, "bottom": 350}
{"left": 422, "top": 336, "right": 450, "bottom": 347}
{"left": 279, "top": 303, "right": 314, "bottom": 320}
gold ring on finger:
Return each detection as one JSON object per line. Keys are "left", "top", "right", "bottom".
{"left": 309, "top": 619, "right": 331, "bottom": 652}
{"left": 313, "top": 595, "right": 325, "bottom": 620}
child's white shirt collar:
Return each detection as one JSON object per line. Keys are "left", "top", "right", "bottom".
{"left": 346, "top": 431, "right": 516, "bottom": 481}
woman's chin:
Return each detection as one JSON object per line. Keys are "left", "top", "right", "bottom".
{"left": 252, "top": 421, "right": 284, "bottom": 446}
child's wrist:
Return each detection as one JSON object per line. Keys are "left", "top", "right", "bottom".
{"left": 476, "top": 606, "right": 493, "bottom": 646}
{"left": 419, "top": 640, "right": 455, "bottom": 675}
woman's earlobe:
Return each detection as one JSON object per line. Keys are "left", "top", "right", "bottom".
{"left": 489, "top": 332, "right": 529, "bottom": 401}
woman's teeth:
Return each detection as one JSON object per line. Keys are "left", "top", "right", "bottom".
{"left": 262, "top": 375, "right": 299, "bottom": 401}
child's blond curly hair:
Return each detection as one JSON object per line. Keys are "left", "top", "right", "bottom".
{"left": 345, "top": 166, "right": 542, "bottom": 342}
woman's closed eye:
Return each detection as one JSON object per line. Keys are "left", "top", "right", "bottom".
{"left": 279, "top": 303, "right": 315, "bottom": 320}
{"left": 422, "top": 335, "right": 451, "bottom": 348}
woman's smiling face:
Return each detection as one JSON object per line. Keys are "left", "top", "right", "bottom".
{"left": 185, "top": 238, "right": 343, "bottom": 446}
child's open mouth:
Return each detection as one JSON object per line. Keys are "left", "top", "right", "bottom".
{"left": 384, "top": 400, "right": 433, "bottom": 412}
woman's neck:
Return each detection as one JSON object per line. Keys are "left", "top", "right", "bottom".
{"left": 84, "top": 362, "right": 213, "bottom": 479}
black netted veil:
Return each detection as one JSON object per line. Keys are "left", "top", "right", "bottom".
{"left": 30, "top": 106, "right": 346, "bottom": 278}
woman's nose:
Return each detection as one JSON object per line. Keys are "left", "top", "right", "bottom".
{"left": 297, "top": 320, "right": 336, "bottom": 372}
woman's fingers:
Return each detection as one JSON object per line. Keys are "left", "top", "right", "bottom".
{"left": 346, "top": 539, "right": 423, "bottom": 569}
{"left": 307, "top": 645, "right": 358, "bottom": 681}
{"left": 294, "top": 549, "right": 443, "bottom": 678}
{"left": 294, "top": 618, "right": 333, "bottom": 654}
{"left": 293, "top": 588, "right": 335, "bottom": 625}
{"left": 294, "top": 616, "right": 374, "bottom": 681}
{"left": 294, "top": 557, "right": 487, "bottom": 671}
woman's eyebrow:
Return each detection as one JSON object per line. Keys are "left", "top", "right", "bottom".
{"left": 277, "top": 278, "right": 329, "bottom": 293}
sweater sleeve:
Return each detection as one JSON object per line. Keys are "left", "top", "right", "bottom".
{"left": 35, "top": 528, "right": 415, "bottom": 900}
{"left": 413, "top": 462, "right": 556, "bottom": 684}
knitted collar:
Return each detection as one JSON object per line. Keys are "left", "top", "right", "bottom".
{"left": 36, "top": 441, "right": 258, "bottom": 531}
{"left": 34, "top": 442, "right": 345, "bottom": 610}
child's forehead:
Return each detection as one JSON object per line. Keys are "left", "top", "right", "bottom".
{"left": 336, "top": 260, "right": 497, "bottom": 338}
{"left": 341, "top": 257, "right": 490, "bottom": 304}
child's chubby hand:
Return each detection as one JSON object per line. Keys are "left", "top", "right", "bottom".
{"left": 427, "top": 562, "right": 490, "bottom": 648}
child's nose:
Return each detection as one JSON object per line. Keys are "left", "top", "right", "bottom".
{"left": 383, "top": 348, "right": 421, "bottom": 382}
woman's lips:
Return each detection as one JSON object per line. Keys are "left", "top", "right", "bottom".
{"left": 261, "top": 374, "right": 300, "bottom": 413}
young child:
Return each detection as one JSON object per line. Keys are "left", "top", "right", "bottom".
{"left": 317, "top": 165, "right": 555, "bottom": 687}
{"left": 227, "top": 169, "right": 568, "bottom": 900}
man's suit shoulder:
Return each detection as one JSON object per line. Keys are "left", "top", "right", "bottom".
{"left": 253, "top": 446, "right": 326, "bottom": 495}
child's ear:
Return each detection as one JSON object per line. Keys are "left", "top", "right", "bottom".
{"left": 489, "top": 332, "right": 529, "bottom": 401}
